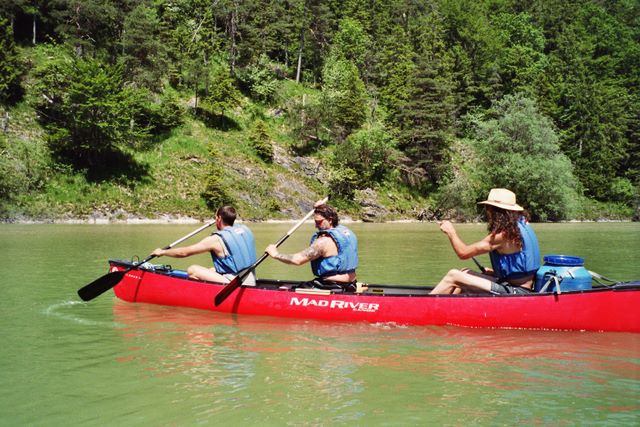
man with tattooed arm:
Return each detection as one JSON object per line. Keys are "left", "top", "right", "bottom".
{"left": 265, "top": 201, "right": 359, "bottom": 292}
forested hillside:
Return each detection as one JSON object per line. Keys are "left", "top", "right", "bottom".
{"left": 1, "top": 0, "right": 638, "bottom": 222}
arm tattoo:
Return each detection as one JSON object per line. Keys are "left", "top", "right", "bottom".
{"left": 275, "top": 253, "right": 295, "bottom": 263}
{"left": 301, "top": 244, "right": 322, "bottom": 261}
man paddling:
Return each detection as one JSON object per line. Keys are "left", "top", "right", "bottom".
{"left": 265, "top": 201, "right": 359, "bottom": 292}
{"left": 152, "top": 206, "right": 257, "bottom": 285}
{"left": 430, "top": 188, "right": 541, "bottom": 295}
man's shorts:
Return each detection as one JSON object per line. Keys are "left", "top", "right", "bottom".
{"left": 300, "top": 278, "right": 357, "bottom": 293}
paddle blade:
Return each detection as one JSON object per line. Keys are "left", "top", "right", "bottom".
{"left": 214, "top": 276, "right": 241, "bottom": 306}
{"left": 77, "top": 270, "right": 126, "bottom": 301}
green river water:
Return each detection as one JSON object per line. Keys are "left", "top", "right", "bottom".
{"left": 1, "top": 222, "right": 639, "bottom": 426}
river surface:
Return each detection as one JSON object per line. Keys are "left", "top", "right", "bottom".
{"left": 1, "top": 222, "right": 639, "bottom": 425}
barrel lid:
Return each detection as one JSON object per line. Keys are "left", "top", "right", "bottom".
{"left": 543, "top": 254, "right": 584, "bottom": 266}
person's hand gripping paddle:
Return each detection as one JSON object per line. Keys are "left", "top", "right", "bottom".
{"left": 214, "top": 197, "right": 328, "bottom": 306}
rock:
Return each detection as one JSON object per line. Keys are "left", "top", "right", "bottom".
{"left": 355, "top": 188, "right": 388, "bottom": 222}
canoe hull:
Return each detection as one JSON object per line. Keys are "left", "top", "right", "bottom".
{"left": 109, "top": 261, "right": 640, "bottom": 332}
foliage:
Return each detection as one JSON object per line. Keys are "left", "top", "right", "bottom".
{"left": 491, "top": 12, "right": 548, "bottom": 97}
{"left": 0, "top": 18, "right": 23, "bottom": 104}
{"left": 331, "top": 17, "right": 370, "bottom": 74}
{"left": 135, "top": 89, "right": 185, "bottom": 137}
{"left": 248, "top": 119, "right": 273, "bottom": 162}
{"left": 459, "top": 94, "right": 579, "bottom": 221}
{"left": 0, "top": 134, "right": 50, "bottom": 205}
{"left": 320, "top": 56, "right": 367, "bottom": 140}
{"left": 50, "top": 0, "right": 123, "bottom": 56}
{"left": 202, "top": 64, "right": 242, "bottom": 116}
{"left": 237, "top": 54, "right": 281, "bottom": 103}
{"left": 285, "top": 92, "right": 329, "bottom": 153}
{"left": 330, "top": 125, "right": 398, "bottom": 195}
{"left": 202, "top": 142, "right": 232, "bottom": 210}
{"left": 1, "top": 0, "right": 639, "bottom": 220}
{"left": 395, "top": 48, "right": 455, "bottom": 188}
{"left": 32, "top": 53, "right": 149, "bottom": 176}
{"left": 121, "top": 2, "right": 167, "bottom": 91}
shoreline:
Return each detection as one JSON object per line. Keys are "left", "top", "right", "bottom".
{"left": 1, "top": 215, "right": 634, "bottom": 225}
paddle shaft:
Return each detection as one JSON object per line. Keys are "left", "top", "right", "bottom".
{"left": 132, "top": 220, "right": 217, "bottom": 266}
{"left": 472, "top": 256, "right": 487, "bottom": 273}
{"left": 77, "top": 220, "right": 215, "bottom": 301}
{"left": 214, "top": 197, "right": 328, "bottom": 306}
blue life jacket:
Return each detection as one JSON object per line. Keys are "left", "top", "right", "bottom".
{"left": 211, "top": 224, "right": 257, "bottom": 274}
{"left": 489, "top": 217, "right": 541, "bottom": 281}
{"left": 310, "top": 225, "right": 358, "bottom": 278}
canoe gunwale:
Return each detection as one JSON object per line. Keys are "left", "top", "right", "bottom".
{"left": 108, "top": 258, "right": 640, "bottom": 298}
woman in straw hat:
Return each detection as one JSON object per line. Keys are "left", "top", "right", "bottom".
{"left": 430, "top": 188, "right": 541, "bottom": 295}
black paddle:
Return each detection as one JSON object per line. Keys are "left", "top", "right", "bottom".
{"left": 214, "top": 197, "right": 328, "bottom": 306}
{"left": 77, "top": 221, "right": 215, "bottom": 301}
{"left": 472, "top": 256, "right": 487, "bottom": 273}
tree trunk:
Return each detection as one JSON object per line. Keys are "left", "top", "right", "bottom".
{"left": 295, "top": 3, "right": 307, "bottom": 84}
{"left": 204, "top": 51, "right": 209, "bottom": 96}
{"left": 32, "top": 16, "right": 36, "bottom": 45}
{"left": 194, "top": 80, "right": 198, "bottom": 110}
{"left": 228, "top": 0, "right": 238, "bottom": 76}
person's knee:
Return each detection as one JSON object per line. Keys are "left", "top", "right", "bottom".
{"left": 446, "top": 268, "right": 461, "bottom": 279}
{"left": 187, "top": 265, "right": 200, "bottom": 278}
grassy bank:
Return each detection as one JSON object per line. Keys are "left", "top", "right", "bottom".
{"left": 0, "top": 65, "right": 635, "bottom": 223}
{"left": 1, "top": 89, "right": 433, "bottom": 223}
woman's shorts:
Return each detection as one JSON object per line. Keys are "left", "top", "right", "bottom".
{"left": 490, "top": 282, "right": 533, "bottom": 295}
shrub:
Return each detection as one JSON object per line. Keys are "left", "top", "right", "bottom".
{"left": 249, "top": 120, "right": 273, "bottom": 162}
{"left": 441, "top": 94, "right": 579, "bottom": 221}
{"left": 32, "top": 54, "right": 149, "bottom": 172}
{"left": 330, "top": 126, "right": 399, "bottom": 195}
{"left": 0, "top": 134, "right": 49, "bottom": 195}
{"left": 201, "top": 143, "right": 232, "bottom": 209}
{"left": 237, "top": 54, "right": 280, "bottom": 103}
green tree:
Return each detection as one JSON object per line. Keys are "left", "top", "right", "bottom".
{"left": 331, "top": 17, "right": 369, "bottom": 75}
{"left": 202, "top": 63, "right": 242, "bottom": 117}
{"left": 237, "top": 54, "right": 280, "bottom": 103}
{"left": 330, "top": 125, "right": 398, "bottom": 195}
{"left": 439, "top": 0, "right": 502, "bottom": 112}
{"left": 453, "top": 94, "right": 578, "bottom": 221}
{"left": 249, "top": 119, "right": 273, "bottom": 162}
{"left": 542, "top": 2, "right": 634, "bottom": 200}
{"left": 121, "top": 3, "right": 166, "bottom": 91}
{"left": 320, "top": 56, "right": 367, "bottom": 140}
{"left": 395, "top": 50, "right": 455, "bottom": 188}
{"left": 50, "top": 0, "right": 122, "bottom": 56}
{"left": 491, "top": 12, "right": 548, "bottom": 98}
{"left": 0, "top": 18, "right": 23, "bottom": 104}
{"left": 375, "top": 23, "right": 415, "bottom": 126}
{"left": 32, "top": 53, "right": 149, "bottom": 173}
{"left": 202, "top": 142, "right": 232, "bottom": 209}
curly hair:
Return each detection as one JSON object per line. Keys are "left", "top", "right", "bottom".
{"left": 485, "top": 205, "right": 525, "bottom": 248}
{"left": 314, "top": 204, "right": 339, "bottom": 227}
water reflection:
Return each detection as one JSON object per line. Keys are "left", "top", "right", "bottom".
{"left": 111, "top": 301, "right": 640, "bottom": 425}
{"left": 2, "top": 223, "right": 639, "bottom": 426}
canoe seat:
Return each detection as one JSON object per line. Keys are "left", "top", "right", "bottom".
{"left": 294, "top": 288, "right": 332, "bottom": 296}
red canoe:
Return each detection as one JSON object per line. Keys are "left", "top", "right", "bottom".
{"left": 109, "top": 260, "right": 640, "bottom": 333}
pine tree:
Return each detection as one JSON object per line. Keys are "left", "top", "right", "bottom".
{"left": 0, "top": 18, "right": 23, "bottom": 104}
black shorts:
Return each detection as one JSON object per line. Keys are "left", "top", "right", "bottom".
{"left": 301, "top": 278, "right": 357, "bottom": 293}
{"left": 491, "top": 282, "right": 533, "bottom": 295}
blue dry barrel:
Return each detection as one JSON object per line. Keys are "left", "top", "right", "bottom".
{"left": 534, "top": 255, "right": 592, "bottom": 292}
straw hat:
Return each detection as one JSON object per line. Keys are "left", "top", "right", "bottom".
{"left": 478, "top": 188, "right": 523, "bottom": 211}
